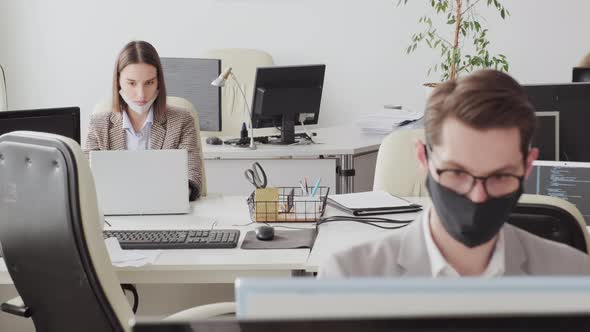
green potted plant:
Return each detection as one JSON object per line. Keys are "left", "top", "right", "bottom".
{"left": 399, "top": 0, "right": 510, "bottom": 83}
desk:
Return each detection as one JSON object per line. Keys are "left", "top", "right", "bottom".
{"left": 0, "top": 195, "right": 425, "bottom": 285}
{"left": 0, "top": 195, "right": 311, "bottom": 285}
{"left": 202, "top": 126, "right": 384, "bottom": 195}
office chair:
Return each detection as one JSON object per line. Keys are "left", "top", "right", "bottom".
{"left": 0, "top": 131, "right": 232, "bottom": 332}
{"left": 373, "top": 128, "right": 428, "bottom": 197}
{"left": 200, "top": 48, "right": 275, "bottom": 138}
{"left": 509, "top": 194, "right": 590, "bottom": 254}
{"left": 92, "top": 96, "right": 207, "bottom": 196}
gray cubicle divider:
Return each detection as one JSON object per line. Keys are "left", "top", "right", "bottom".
{"left": 160, "top": 57, "right": 221, "bottom": 131}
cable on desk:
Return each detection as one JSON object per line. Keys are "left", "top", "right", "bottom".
{"left": 316, "top": 216, "right": 413, "bottom": 230}
{"left": 231, "top": 221, "right": 312, "bottom": 230}
{"left": 121, "top": 284, "right": 139, "bottom": 313}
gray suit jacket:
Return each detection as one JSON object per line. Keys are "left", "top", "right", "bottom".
{"left": 318, "top": 218, "right": 590, "bottom": 278}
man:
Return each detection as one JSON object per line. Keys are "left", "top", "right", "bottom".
{"left": 319, "top": 70, "right": 590, "bottom": 278}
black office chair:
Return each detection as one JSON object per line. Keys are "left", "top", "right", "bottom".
{"left": 0, "top": 131, "right": 233, "bottom": 332}
{"left": 508, "top": 194, "right": 590, "bottom": 254}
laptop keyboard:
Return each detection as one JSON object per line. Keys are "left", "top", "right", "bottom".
{"left": 103, "top": 229, "right": 240, "bottom": 249}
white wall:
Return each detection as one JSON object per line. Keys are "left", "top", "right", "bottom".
{"left": 1, "top": 0, "right": 589, "bottom": 144}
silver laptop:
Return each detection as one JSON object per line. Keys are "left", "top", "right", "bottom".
{"left": 89, "top": 150, "right": 190, "bottom": 215}
{"left": 524, "top": 160, "right": 590, "bottom": 225}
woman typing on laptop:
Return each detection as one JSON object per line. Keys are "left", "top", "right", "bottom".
{"left": 84, "top": 40, "right": 203, "bottom": 200}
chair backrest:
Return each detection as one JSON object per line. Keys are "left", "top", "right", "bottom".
{"left": 373, "top": 128, "right": 427, "bottom": 197}
{"left": 200, "top": 48, "right": 275, "bottom": 137}
{"left": 509, "top": 194, "right": 590, "bottom": 254}
{"left": 0, "top": 131, "right": 134, "bottom": 332}
{"left": 92, "top": 96, "right": 207, "bottom": 196}
{"left": 0, "top": 64, "right": 7, "bottom": 111}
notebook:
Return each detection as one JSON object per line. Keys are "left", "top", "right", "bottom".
{"left": 327, "top": 191, "right": 422, "bottom": 216}
{"left": 89, "top": 150, "right": 190, "bottom": 215}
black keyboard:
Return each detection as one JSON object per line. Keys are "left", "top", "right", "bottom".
{"left": 103, "top": 229, "right": 240, "bottom": 249}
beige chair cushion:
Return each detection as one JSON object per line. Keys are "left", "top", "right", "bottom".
{"left": 92, "top": 96, "right": 207, "bottom": 196}
{"left": 373, "top": 128, "right": 427, "bottom": 197}
{"left": 200, "top": 48, "right": 275, "bottom": 137}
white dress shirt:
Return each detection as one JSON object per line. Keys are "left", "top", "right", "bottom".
{"left": 422, "top": 207, "right": 506, "bottom": 277}
{"left": 122, "top": 109, "right": 153, "bottom": 151}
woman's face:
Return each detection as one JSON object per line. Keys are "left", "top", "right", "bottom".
{"left": 119, "top": 63, "right": 158, "bottom": 105}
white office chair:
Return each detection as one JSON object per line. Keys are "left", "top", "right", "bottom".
{"left": 0, "top": 131, "right": 233, "bottom": 331}
{"left": 92, "top": 96, "right": 207, "bottom": 196}
{"left": 200, "top": 48, "right": 276, "bottom": 138}
{"left": 0, "top": 64, "right": 7, "bottom": 111}
{"left": 373, "top": 128, "right": 427, "bottom": 197}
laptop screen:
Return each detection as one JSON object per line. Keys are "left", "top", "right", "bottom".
{"left": 524, "top": 161, "right": 590, "bottom": 225}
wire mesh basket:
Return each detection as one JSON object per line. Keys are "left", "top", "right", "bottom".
{"left": 247, "top": 186, "right": 330, "bottom": 223}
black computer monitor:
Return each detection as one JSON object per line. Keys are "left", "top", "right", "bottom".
{"left": 532, "top": 112, "right": 559, "bottom": 161}
{"left": 133, "top": 315, "right": 590, "bottom": 332}
{"left": 523, "top": 83, "right": 590, "bottom": 161}
{"left": 0, "top": 107, "right": 81, "bottom": 144}
{"left": 251, "top": 65, "right": 326, "bottom": 144}
{"left": 573, "top": 67, "right": 590, "bottom": 82}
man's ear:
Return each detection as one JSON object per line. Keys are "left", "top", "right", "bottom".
{"left": 524, "top": 147, "right": 539, "bottom": 178}
{"left": 415, "top": 139, "right": 429, "bottom": 171}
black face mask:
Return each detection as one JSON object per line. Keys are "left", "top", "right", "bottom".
{"left": 425, "top": 173, "right": 522, "bottom": 248}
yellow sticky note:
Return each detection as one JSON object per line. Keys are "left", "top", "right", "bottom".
{"left": 255, "top": 187, "right": 279, "bottom": 222}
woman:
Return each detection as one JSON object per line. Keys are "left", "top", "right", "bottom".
{"left": 85, "top": 40, "right": 202, "bottom": 200}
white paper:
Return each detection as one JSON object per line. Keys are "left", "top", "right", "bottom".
{"left": 105, "top": 237, "right": 161, "bottom": 267}
{"left": 328, "top": 191, "right": 413, "bottom": 210}
{"left": 357, "top": 109, "right": 423, "bottom": 135}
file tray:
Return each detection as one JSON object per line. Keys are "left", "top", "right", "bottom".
{"left": 247, "top": 186, "right": 330, "bottom": 223}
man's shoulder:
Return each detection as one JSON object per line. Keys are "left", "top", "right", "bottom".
{"left": 318, "top": 222, "right": 415, "bottom": 278}
{"left": 507, "top": 224, "right": 590, "bottom": 275}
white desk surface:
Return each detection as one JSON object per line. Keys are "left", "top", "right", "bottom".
{"left": 0, "top": 195, "right": 311, "bottom": 285}
{"left": 306, "top": 197, "right": 429, "bottom": 273}
{"left": 202, "top": 126, "right": 384, "bottom": 159}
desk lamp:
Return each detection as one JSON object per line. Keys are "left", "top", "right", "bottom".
{"left": 211, "top": 67, "right": 256, "bottom": 149}
{"left": 0, "top": 64, "right": 7, "bottom": 111}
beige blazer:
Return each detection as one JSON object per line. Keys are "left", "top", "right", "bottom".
{"left": 84, "top": 106, "right": 203, "bottom": 200}
{"left": 318, "top": 218, "right": 590, "bottom": 278}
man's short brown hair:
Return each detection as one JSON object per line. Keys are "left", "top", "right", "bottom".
{"left": 425, "top": 69, "right": 536, "bottom": 159}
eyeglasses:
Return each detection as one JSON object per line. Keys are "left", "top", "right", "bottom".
{"left": 426, "top": 146, "right": 524, "bottom": 197}
{"left": 434, "top": 169, "right": 523, "bottom": 197}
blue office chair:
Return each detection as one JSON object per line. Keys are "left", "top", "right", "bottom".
{"left": 0, "top": 131, "right": 233, "bottom": 332}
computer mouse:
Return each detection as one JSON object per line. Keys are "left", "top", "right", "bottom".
{"left": 206, "top": 136, "right": 223, "bottom": 145}
{"left": 255, "top": 225, "right": 275, "bottom": 241}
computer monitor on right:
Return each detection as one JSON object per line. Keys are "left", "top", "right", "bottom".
{"left": 573, "top": 67, "right": 590, "bottom": 82}
{"left": 251, "top": 65, "right": 326, "bottom": 144}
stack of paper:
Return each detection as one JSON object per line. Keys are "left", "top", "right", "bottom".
{"left": 105, "top": 237, "right": 161, "bottom": 267}
{"left": 357, "top": 109, "right": 423, "bottom": 135}
{"left": 327, "top": 190, "right": 422, "bottom": 216}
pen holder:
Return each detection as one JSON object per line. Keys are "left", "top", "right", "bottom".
{"left": 247, "top": 186, "right": 330, "bottom": 223}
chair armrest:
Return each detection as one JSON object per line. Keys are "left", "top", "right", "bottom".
{"left": 164, "top": 302, "right": 236, "bottom": 321}
{"left": 1, "top": 296, "right": 32, "bottom": 318}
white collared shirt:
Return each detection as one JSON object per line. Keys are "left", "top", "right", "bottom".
{"left": 122, "top": 109, "right": 153, "bottom": 151}
{"left": 422, "top": 207, "right": 506, "bottom": 277}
